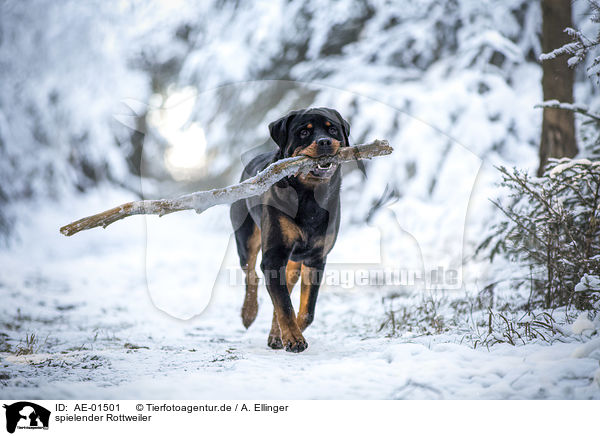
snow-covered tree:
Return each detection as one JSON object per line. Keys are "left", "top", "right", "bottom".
{"left": 480, "top": 161, "right": 600, "bottom": 309}
{"left": 481, "top": 0, "right": 600, "bottom": 310}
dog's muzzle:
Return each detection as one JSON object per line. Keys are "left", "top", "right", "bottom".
{"left": 310, "top": 161, "right": 337, "bottom": 178}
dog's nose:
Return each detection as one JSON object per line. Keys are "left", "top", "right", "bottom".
{"left": 317, "top": 137, "right": 333, "bottom": 155}
{"left": 317, "top": 138, "right": 332, "bottom": 147}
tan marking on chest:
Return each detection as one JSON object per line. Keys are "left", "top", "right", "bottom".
{"left": 278, "top": 215, "right": 303, "bottom": 245}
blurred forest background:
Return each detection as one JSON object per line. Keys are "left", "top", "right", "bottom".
{"left": 1, "top": 0, "right": 599, "bottom": 308}
{"left": 0, "top": 0, "right": 595, "bottom": 235}
{"left": 2, "top": 0, "right": 600, "bottom": 399}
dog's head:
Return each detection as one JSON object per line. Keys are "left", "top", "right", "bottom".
{"left": 269, "top": 107, "right": 350, "bottom": 184}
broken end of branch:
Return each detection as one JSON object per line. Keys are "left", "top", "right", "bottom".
{"left": 59, "top": 226, "right": 72, "bottom": 236}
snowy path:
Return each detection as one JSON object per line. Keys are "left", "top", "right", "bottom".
{"left": 1, "top": 190, "right": 599, "bottom": 399}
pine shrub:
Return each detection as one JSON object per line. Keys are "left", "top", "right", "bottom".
{"left": 480, "top": 157, "right": 600, "bottom": 309}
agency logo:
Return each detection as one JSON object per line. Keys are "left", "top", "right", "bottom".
{"left": 3, "top": 402, "right": 50, "bottom": 434}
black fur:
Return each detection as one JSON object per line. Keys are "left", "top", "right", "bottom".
{"left": 230, "top": 107, "right": 350, "bottom": 352}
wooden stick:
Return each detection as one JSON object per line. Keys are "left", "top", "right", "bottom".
{"left": 60, "top": 139, "right": 393, "bottom": 236}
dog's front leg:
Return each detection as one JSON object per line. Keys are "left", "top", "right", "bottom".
{"left": 261, "top": 248, "right": 307, "bottom": 353}
{"left": 297, "top": 261, "right": 325, "bottom": 331}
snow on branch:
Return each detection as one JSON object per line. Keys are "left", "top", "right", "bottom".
{"left": 534, "top": 100, "right": 600, "bottom": 122}
{"left": 60, "top": 140, "right": 394, "bottom": 236}
{"left": 539, "top": 28, "right": 593, "bottom": 67}
{"left": 539, "top": 16, "right": 600, "bottom": 71}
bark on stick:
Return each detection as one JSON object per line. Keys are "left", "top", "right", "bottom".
{"left": 60, "top": 139, "right": 393, "bottom": 237}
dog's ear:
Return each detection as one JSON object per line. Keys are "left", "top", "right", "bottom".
{"left": 268, "top": 113, "right": 294, "bottom": 188}
{"left": 329, "top": 109, "right": 362, "bottom": 174}
{"left": 329, "top": 109, "right": 351, "bottom": 147}
{"left": 268, "top": 113, "right": 294, "bottom": 160}
{"left": 341, "top": 117, "right": 351, "bottom": 147}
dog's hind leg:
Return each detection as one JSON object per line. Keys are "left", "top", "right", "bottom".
{"left": 268, "top": 260, "right": 301, "bottom": 349}
{"left": 240, "top": 225, "right": 261, "bottom": 328}
{"left": 231, "top": 200, "right": 262, "bottom": 329}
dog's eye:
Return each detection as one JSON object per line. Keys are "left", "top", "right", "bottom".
{"left": 299, "top": 129, "right": 310, "bottom": 138}
{"left": 328, "top": 126, "right": 338, "bottom": 135}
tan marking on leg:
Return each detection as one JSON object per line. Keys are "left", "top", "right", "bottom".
{"left": 286, "top": 260, "right": 302, "bottom": 293}
{"left": 274, "top": 306, "right": 306, "bottom": 352}
{"left": 268, "top": 260, "right": 301, "bottom": 348}
{"left": 297, "top": 264, "right": 315, "bottom": 331}
{"left": 268, "top": 310, "right": 283, "bottom": 349}
{"left": 241, "top": 225, "right": 261, "bottom": 328}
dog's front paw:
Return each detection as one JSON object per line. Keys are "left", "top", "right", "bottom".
{"left": 283, "top": 334, "right": 308, "bottom": 353}
{"left": 267, "top": 334, "right": 284, "bottom": 349}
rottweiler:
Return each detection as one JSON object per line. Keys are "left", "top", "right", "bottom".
{"left": 230, "top": 107, "right": 350, "bottom": 353}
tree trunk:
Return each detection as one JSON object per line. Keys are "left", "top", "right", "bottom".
{"left": 538, "top": 0, "right": 577, "bottom": 176}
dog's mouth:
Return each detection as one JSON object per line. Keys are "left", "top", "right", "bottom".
{"left": 309, "top": 162, "right": 337, "bottom": 179}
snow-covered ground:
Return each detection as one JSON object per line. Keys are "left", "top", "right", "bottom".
{"left": 1, "top": 188, "right": 599, "bottom": 400}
